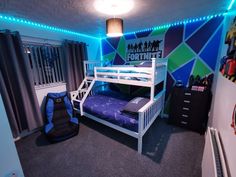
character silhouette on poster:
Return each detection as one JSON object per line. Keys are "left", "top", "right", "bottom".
{"left": 147, "top": 41, "right": 152, "bottom": 51}
{"left": 138, "top": 42, "right": 143, "bottom": 52}
{"left": 134, "top": 43, "right": 138, "bottom": 52}
{"left": 144, "top": 41, "right": 148, "bottom": 51}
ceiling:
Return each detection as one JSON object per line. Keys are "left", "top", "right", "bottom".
{"left": 0, "top": 0, "right": 230, "bottom": 37}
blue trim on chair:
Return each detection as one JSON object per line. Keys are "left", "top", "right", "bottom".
{"left": 46, "top": 98, "right": 54, "bottom": 122}
{"left": 70, "top": 117, "right": 79, "bottom": 125}
{"left": 47, "top": 91, "right": 67, "bottom": 99}
{"left": 45, "top": 98, "right": 55, "bottom": 133}
{"left": 45, "top": 123, "right": 54, "bottom": 133}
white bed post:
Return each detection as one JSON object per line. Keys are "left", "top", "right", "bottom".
{"left": 150, "top": 58, "right": 156, "bottom": 102}
{"left": 138, "top": 112, "right": 144, "bottom": 154}
{"left": 161, "top": 60, "right": 168, "bottom": 118}
{"left": 83, "top": 61, "right": 87, "bottom": 78}
{"left": 80, "top": 79, "right": 95, "bottom": 116}
{"left": 94, "top": 66, "right": 97, "bottom": 80}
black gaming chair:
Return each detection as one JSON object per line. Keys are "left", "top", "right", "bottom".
{"left": 44, "top": 92, "right": 79, "bottom": 142}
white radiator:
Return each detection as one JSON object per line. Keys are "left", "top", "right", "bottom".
{"left": 202, "top": 127, "right": 229, "bottom": 177}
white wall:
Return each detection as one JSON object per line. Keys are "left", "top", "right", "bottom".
{"left": 0, "top": 94, "right": 24, "bottom": 177}
{"left": 209, "top": 12, "right": 236, "bottom": 177}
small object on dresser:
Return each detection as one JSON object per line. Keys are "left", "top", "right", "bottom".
{"left": 191, "top": 86, "right": 205, "bottom": 92}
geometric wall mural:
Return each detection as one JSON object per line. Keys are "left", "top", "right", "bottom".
{"left": 102, "top": 16, "right": 224, "bottom": 98}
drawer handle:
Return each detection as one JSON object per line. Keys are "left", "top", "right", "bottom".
{"left": 183, "top": 107, "right": 190, "bottom": 111}
{"left": 181, "top": 121, "right": 188, "bottom": 125}
{"left": 182, "top": 114, "right": 189, "bottom": 118}
{"left": 184, "top": 92, "right": 191, "bottom": 96}
{"left": 184, "top": 100, "right": 190, "bottom": 103}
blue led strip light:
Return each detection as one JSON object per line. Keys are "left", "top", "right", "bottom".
{"left": 227, "top": 0, "right": 235, "bottom": 10}
{"left": 124, "top": 13, "right": 226, "bottom": 36}
{"left": 99, "top": 38, "right": 103, "bottom": 61}
{"left": 0, "top": 14, "right": 99, "bottom": 40}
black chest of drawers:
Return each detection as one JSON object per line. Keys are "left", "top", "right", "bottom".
{"left": 169, "top": 86, "right": 212, "bottom": 134}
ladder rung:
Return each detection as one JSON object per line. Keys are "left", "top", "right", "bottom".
{"left": 74, "top": 98, "right": 82, "bottom": 102}
{"left": 79, "top": 88, "right": 88, "bottom": 92}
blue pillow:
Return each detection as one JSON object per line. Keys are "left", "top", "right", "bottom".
{"left": 121, "top": 97, "right": 150, "bottom": 114}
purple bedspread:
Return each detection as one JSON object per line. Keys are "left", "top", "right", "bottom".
{"left": 75, "top": 91, "right": 138, "bottom": 132}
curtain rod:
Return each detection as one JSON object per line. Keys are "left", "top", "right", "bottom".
{"left": 21, "top": 35, "right": 62, "bottom": 45}
{"left": 21, "top": 35, "right": 89, "bottom": 46}
{"left": 23, "top": 41, "right": 61, "bottom": 47}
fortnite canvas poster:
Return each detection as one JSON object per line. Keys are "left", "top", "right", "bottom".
{"left": 126, "top": 35, "right": 164, "bottom": 62}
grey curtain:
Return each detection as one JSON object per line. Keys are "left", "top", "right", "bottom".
{"left": 0, "top": 30, "right": 43, "bottom": 138}
{"left": 63, "top": 40, "right": 88, "bottom": 92}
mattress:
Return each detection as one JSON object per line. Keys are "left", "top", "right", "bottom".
{"left": 75, "top": 91, "right": 138, "bottom": 132}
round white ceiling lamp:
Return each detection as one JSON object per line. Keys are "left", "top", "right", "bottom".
{"left": 94, "top": 0, "right": 134, "bottom": 15}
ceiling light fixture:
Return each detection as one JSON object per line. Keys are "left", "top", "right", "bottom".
{"left": 94, "top": 0, "right": 132, "bottom": 37}
{"left": 106, "top": 18, "right": 123, "bottom": 37}
{"left": 94, "top": 0, "right": 134, "bottom": 15}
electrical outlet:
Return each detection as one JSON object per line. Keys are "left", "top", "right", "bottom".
{"left": 5, "top": 170, "right": 18, "bottom": 177}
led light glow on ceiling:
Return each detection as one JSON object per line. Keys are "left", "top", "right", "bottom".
{"left": 94, "top": 0, "right": 134, "bottom": 15}
{"left": 122, "top": 13, "right": 226, "bottom": 36}
{"left": 0, "top": 0, "right": 233, "bottom": 39}
{"left": 227, "top": 0, "right": 235, "bottom": 10}
{"left": 0, "top": 14, "right": 99, "bottom": 40}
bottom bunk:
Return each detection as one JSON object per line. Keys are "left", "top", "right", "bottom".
{"left": 74, "top": 91, "right": 139, "bottom": 132}
{"left": 73, "top": 87, "right": 165, "bottom": 153}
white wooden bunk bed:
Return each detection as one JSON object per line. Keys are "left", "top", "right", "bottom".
{"left": 70, "top": 58, "right": 167, "bottom": 153}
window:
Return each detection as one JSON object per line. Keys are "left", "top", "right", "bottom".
{"left": 24, "top": 44, "right": 65, "bottom": 86}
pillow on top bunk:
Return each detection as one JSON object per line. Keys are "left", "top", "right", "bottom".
{"left": 135, "top": 61, "right": 152, "bottom": 67}
{"left": 121, "top": 97, "right": 150, "bottom": 115}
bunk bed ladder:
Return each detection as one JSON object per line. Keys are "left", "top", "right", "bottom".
{"left": 79, "top": 78, "right": 95, "bottom": 116}
{"left": 70, "top": 77, "right": 94, "bottom": 106}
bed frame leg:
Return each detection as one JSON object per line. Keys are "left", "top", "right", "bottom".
{"left": 138, "top": 136, "right": 142, "bottom": 154}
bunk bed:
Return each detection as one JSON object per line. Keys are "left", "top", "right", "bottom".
{"left": 70, "top": 58, "right": 168, "bottom": 153}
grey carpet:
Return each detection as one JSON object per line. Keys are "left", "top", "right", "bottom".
{"left": 15, "top": 117, "right": 205, "bottom": 177}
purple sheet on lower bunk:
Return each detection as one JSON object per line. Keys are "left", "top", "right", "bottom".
{"left": 75, "top": 91, "right": 139, "bottom": 132}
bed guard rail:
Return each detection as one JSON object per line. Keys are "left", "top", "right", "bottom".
{"left": 83, "top": 60, "right": 102, "bottom": 78}
{"left": 138, "top": 90, "right": 165, "bottom": 136}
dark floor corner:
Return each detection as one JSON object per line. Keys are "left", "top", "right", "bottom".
{"left": 16, "top": 117, "right": 205, "bottom": 177}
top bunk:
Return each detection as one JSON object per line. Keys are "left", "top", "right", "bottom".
{"left": 84, "top": 58, "right": 167, "bottom": 88}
